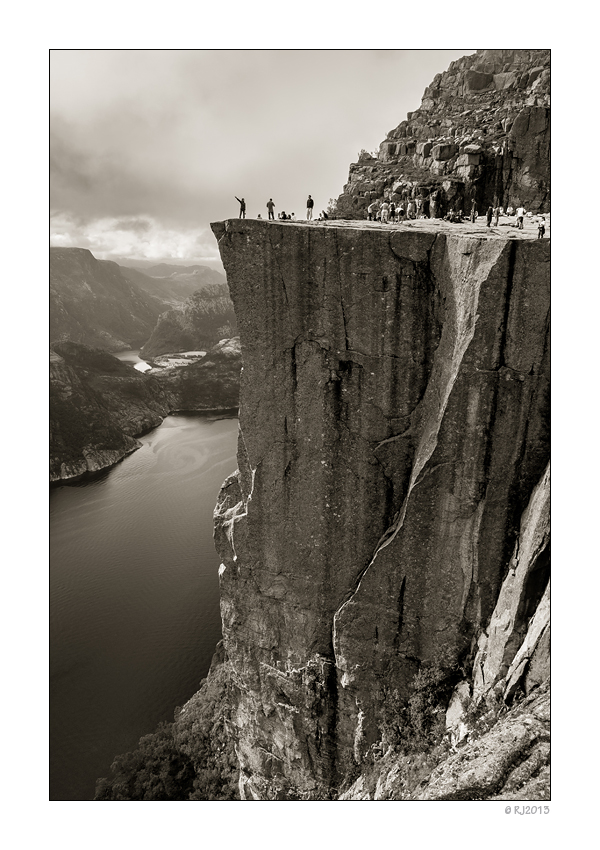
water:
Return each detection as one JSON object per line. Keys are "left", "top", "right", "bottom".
{"left": 49, "top": 413, "right": 239, "bottom": 800}
{"left": 113, "top": 348, "right": 152, "bottom": 372}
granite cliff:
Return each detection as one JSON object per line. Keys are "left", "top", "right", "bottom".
{"left": 334, "top": 49, "right": 549, "bottom": 220}
{"left": 209, "top": 217, "right": 549, "bottom": 800}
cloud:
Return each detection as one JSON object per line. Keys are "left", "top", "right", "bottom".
{"left": 50, "top": 50, "right": 476, "bottom": 259}
{"left": 50, "top": 211, "right": 222, "bottom": 266}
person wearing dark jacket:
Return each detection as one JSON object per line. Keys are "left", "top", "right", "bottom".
{"left": 306, "top": 195, "right": 314, "bottom": 220}
{"left": 235, "top": 196, "right": 246, "bottom": 219}
{"left": 486, "top": 206, "right": 493, "bottom": 227}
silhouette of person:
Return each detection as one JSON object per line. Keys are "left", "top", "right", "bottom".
{"left": 235, "top": 196, "right": 246, "bottom": 219}
{"left": 306, "top": 195, "right": 314, "bottom": 220}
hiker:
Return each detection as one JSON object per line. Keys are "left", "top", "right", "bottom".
{"left": 380, "top": 200, "right": 390, "bottom": 223}
{"left": 389, "top": 201, "right": 396, "bottom": 222}
{"left": 493, "top": 206, "right": 500, "bottom": 227}
{"left": 306, "top": 195, "right": 314, "bottom": 220}
{"left": 267, "top": 198, "right": 275, "bottom": 220}
{"left": 537, "top": 217, "right": 546, "bottom": 239}
{"left": 516, "top": 205, "right": 525, "bottom": 229}
{"left": 235, "top": 196, "right": 246, "bottom": 219}
{"left": 470, "top": 200, "right": 477, "bottom": 223}
{"left": 407, "top": 200, "right": 415, "bottom": 220}
{"left": 486, "top": 207, "right": 493, "bottom": 228}
{"left": 398, "top": 203, "right": 405, "bottom": 222}
{"left": 367, "top": 201, "right": 378, "bottom": 221}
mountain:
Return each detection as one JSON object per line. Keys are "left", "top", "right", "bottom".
{"left": 139, "top": 285, "right": 237, "bottom": 359}
{"left": 95, "top": 49, "right": 550, "bottom": 802}
{"left": 334, "top": 49, "right": 550, "bottom": 220}
{"left": 50, "top": 341, "right": 172, "bottom": 481}
{"left": 50, "top": 248, "right": 166, "bottom": 351}
{"left": 50, "top": 338, "right": 241, "bottom": 482}
{"left": 119, "top": 263, "right": 226, "bottom": 305}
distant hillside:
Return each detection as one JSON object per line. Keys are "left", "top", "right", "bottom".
{"left": 119, "top": 263, "right": 225, "bottom": 305}
{"left": 140, "top": 285, "right": 237, "bottom": 359}
{"left": 50, "top": 339, "right": 241, "bottom": 482}
{"left": 143, "top": 263, "right": 225, "bottom": 282}
{"left": 50, "top": 248, "right": 166, "bottom": 352}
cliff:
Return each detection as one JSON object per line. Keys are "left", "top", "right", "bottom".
{"left": 50, "top": 338, "right": 241, "bottom": 482}
{"left": 210, "top": 217, "right": 549, "bottom": 800}
{"left": 50, "top": 248, "right": 166, "bottom": 351}
{"left": 334, "top": 49, "right": 550, "bottom": 220}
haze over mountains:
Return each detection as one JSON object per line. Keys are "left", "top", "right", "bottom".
{"left": 120, "top": 263, "right": 226, "bottom": 306}
{"left": 50, "top": 247, "right": 232, "bottom": 352}
{"left": 50, "top": 247, "right": 165, "bottom": 352}
{"left": 50, "top": 246, "right": 240, "bottom": 481}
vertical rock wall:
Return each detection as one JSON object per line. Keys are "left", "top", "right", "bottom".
{"left": 211, "top": 219, "right": 549, "bottom": 799}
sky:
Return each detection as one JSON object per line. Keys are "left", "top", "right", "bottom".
{"left": 50, "top": 49, "right": 476, "bottom": 270}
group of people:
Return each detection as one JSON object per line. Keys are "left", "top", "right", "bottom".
{"left": 236, "top": 194, "right": 547, "bottom": 237}
{"left": 235, "top": 195, "right": 325, "bottom": 221}
{"left": 367, "top": 198, "right": 424, "bottom": 223}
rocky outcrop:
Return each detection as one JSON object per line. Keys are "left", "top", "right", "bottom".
{"left": 211, "top": 218, "right": 549, "bottom": 800}
{"left": 140, "top": 286, "right": 237, "bottom": 359}
{"left": 50, "top": 338, "right": 241, "bottom": 482}
{"left": 50, "top": 248, "right": 166, "bottom": 351}
{"left": 148, "top": 337, "right": 242, "bottom": 412}
{"left": 334, "top": 49, "right": 550, "bottom": 220}
{"left": 340, "top": 679, "right": 549, "bottom": 800}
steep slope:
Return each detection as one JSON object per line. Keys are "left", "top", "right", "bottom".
{"left": 50, "top": 338, "right": 241, "bottom": 482}
{"left": 50, "top": 248, "right": 166, "bottom": 351}
{"left": 211, "top": 217, "right": 549, "bottom": 800}
{"left": 334, "top": 49, "right": 550, "bottom": 220}
{"left": 119, "top": 263, "right": 225, "bottom": 305}
{"left": 139, "top": 285, "right": 237, "bottom": 358}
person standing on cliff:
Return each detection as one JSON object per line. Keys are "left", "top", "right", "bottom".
{"left": 367, "top": 201, "right": 378, "bottom": 221}
{"left": 493, "top": 206, "right": 500, "bottom": 227}
{"left": 537, "top": 217, "right": 546, "bottom": 238}
{"left": 267, "top": 198, "right": 275, "bottom": 220}
{"left": 486, "top": 207, "right": 493, "bottom": 228}
{"left": 235, "top": 196, "right": 246, "bottom": 219}
{"left": 516, "top": 205, "right": 525, "bottom": 229}
{"left": 470, "top": 200, "right": 477, "bottom": 223}
{"left": 306, "top": 195, "right": 314, "bottom": 220}
{"left": 380, "top": 200, "right": 389, "bottom": 223}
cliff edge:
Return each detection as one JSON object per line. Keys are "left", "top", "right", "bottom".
{"left": 211, "top": 218, "right": 549, "bottom": 800}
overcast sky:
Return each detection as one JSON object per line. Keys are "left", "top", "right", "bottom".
{"left": 50, "top": 49, "right": 475, "bottom": 270}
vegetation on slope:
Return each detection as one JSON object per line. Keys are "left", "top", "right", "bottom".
{"left": 94, "top": 652, "right": 239, "bottom": 801}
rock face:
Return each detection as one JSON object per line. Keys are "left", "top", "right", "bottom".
{"left": 50, "top": 248, "right": 166, "bottom": 351}
{"left": 211, "top": 218, "right": 549, "bottom": 800}
{"left": 50, "top": 338, "right": 241, "bottom": 482}
{"left": 140, "top": 286, "right": 237, "bottom": 359}
{"left": 334, "top": 49, "right": 550, "bottom": 220}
